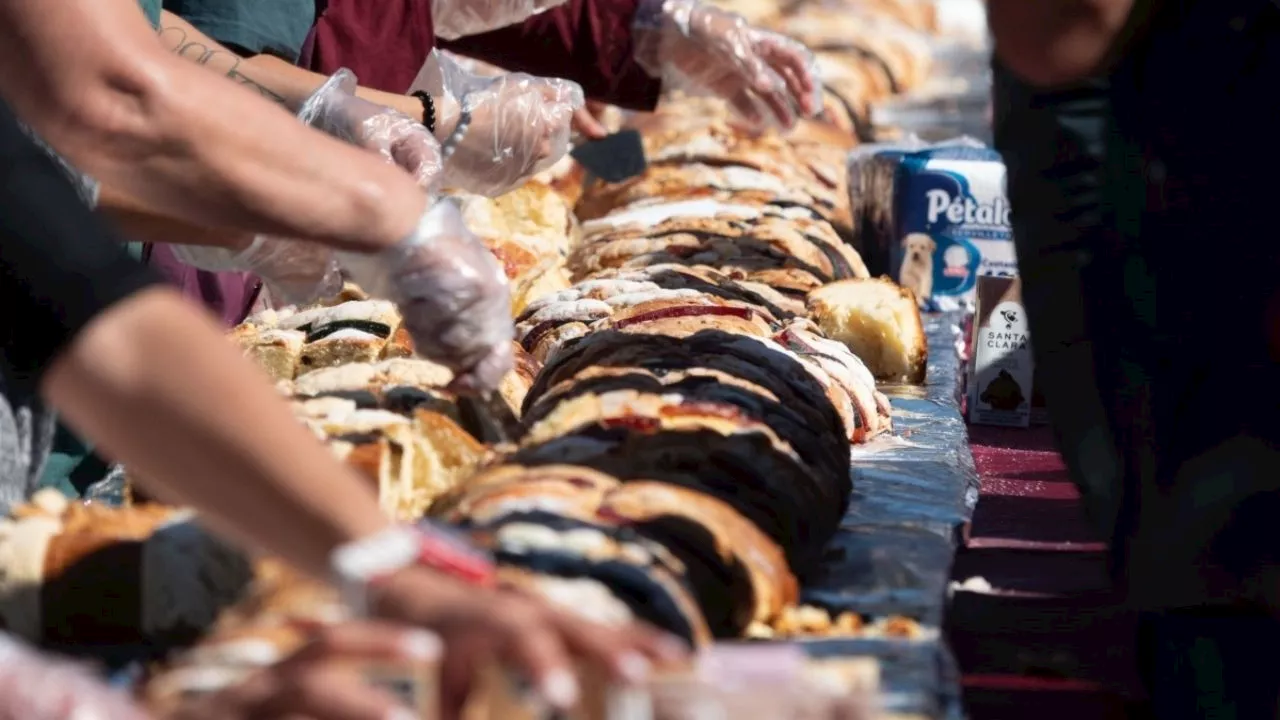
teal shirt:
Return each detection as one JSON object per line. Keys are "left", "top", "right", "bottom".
{"left": 162, "top": 0, "right": 315, "bottom": 62}
{"left": 139, "top": 0, "right": 162, "bottom": 25}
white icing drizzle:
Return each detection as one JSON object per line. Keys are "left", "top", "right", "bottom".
{"left": 185, "top": 639, "right": 283, "bottom": 668}
{"left": 278, "top": 300, "right": 398, "bottom": 331}
{"left": 154, "top": 666, "right": 249, "bottom": 696}
{"left": 533, "top": 576, "right": 634, "bottom": 627}
{"left": 311, "top": 328, "right": 381, "bottom": 343}
{"left": 604, "top": 288, "right": 706, "bottom": 308}
{"left": 583, "top": 199, "right": 762, "bottom": 233}
{"left": 651, "top": 135, "right": 729, "bottom": 159}
{"left": 495, "top": 524, "right": 562, "bottom": 553}
{"left": 252, "top": 329, "right": 305, "bottom": 349}
{"left": 520, "top": 299, "right": 613, "bottom": 326}
{"left": 292, "top": 363, "right": 379, "bottom": 395}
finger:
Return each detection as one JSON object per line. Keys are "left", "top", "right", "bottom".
{"left": 769, "top": 52, "right": 815, "bottom": 119}
{"left": 389, "top": 134, "right": 443, "bottom": 191}
{"left": 572, "top": 107, "right": 609, "bottom": 140}
{"left": 727, "top": 87, "right": 769, "bottom": 131}
{"left": 439, "top": 630, "right": 492, "bottom": 720}
{"left": 494, "top": 604, "right": 579, "bottom": 710}
{"left": 287, "top": 622, "right": 442, "bottom": 666}
{"left": 265, "top": 666, "right": 406, "bottom": 720}
{"left": 751, "top": 69, "right": 797, "bottom": 130}
{"left": 760, "top": 36, "right": 818, "bottom": 116}
{"left": 542, "top": 612, "right": 667, "bottom": 686}
{"left": 445, "top": 342, "right": 513, "bottom": 396}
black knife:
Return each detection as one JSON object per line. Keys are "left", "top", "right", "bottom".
{"left": 570, "top": 129, "right": 648, "bottom": 184}
{"left": 458, "top": 392, "right": 522, "bottom": 445}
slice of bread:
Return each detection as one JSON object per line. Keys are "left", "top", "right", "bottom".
{"left": 807, "top": 277, "right": 927, "bottom": 384}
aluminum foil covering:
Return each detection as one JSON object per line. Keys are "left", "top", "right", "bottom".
{"left": 804, "top": 637, "right": 964, "bottom": 719}
{"left": 799, "top": 310, "right": 974, "bottom": 718}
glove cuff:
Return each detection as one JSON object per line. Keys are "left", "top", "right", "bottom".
{"left": 298, "top": 68, "right": 359, "bottom": 139}
{"left": 335, "top": 199, "right": 463, "bottom": 300}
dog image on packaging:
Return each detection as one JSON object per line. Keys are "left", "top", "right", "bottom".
{"left": 897, "top": 233, "right": 936, "bottom": 301}
{"left": 889, "top": 144, "right": 1015, "bottom": 310}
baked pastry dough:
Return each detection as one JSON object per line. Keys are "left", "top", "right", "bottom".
{"left": 808, "top": 277, "right": 928, "bottom": 383}
{"left": 0, "top": 490, "right": 252, "bottom": 646}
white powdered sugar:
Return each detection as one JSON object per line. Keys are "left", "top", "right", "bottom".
{"left": 583, "top": 199, "right": 762, "bottom": 234}
{"left": 277, "top": 300, "right": 398, "bottom": 331}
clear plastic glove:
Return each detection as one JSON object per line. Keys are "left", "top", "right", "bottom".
{"left": 171, "top": 237, "right": 343, "bottom": 307}
{"left": 411, "top": 50, "right": 584, "bottom": 197}
{"left": 632, "top": 0, "right": 821, "bottom": 132}
{"left": 300, "top": 69, "right": 444, "bottom": 191}
{"left": 0, "top": 635, "right": 149, "bottom": 720}
{"left": 337, "top": 199, "right": 514, "bottom": 393}
{"left": 432, "top": 0, "right": 570, "bottom": 40}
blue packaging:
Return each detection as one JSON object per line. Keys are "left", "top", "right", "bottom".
{"left": 847, "top": 138, "right": 1015, "bottom": 312}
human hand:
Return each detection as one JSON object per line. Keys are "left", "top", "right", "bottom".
{"left": 302, "top": 69, "right": 444, "bottom": 191}
{"left": 432, "top": 0, "right": 571, "bottom": 40}
{"left": 372, "top": 568, "right": 688, "bottom": 719}
{"left": 421, "top": 51, "right": 583, "bottom": 197}
{"left": 0, "top": 635, "right": 148, "bottom": 720}
{"left": 337, "top": 199, "right": 514, "bottom": 393}
{"left": 170, "top": 621, "right": 440, "bottom": 720}
{"left": 572, "top": 100, "right": 611, "bottom": 140}
{"left": 632, "top": 0, "right": 820, "bottom": 131}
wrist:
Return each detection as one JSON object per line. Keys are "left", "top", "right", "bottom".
{"left": 433, "top": 93, "right": 463, "bottom": 144}
{"left": 331, "top": 523, "right": 496, "bottom": 617}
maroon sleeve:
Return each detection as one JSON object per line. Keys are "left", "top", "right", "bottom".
{"left": 303, "top": 0, "right": 436, "bottom": 93}
{"left": 439, "top": 0, "right": 662, "bottom": 111}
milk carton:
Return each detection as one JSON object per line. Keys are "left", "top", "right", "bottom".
{"left": 892, "top": 145, "right": 1015, "bottom": 310}
{"left": 969, "top": 275, "right": 1033, "bottom": 427}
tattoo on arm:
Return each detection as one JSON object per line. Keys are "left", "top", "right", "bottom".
{"left": 156, "top": 24, "right": 287, "bottom": 104}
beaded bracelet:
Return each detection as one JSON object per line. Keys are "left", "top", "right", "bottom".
{"left": 410, "top": 91, "right": 436, "bottom": 134}
{"left": 441, "top": 107, "right": 471, "bottom": 161}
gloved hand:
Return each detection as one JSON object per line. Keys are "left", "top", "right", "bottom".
{"left": 171, "top": 237, "right": 342, "bottom": 307}
{"left": 432, "top": 0, "right": 570, "bottom": 40}
{"left": 632, "top": 0, "right": 821, "bottom": 131}
{"left": 337, "top": 198, "right": 514, "bottom": 393}
{"left": 300, "top": 68, "right": 444, "bottom": 191}
{"left": 412, "top": 50, "right": 583, "bottom": 197}
{"left": 0, "top": 635, "right": 148, "bottom": 720}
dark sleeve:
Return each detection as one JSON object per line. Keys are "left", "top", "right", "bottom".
{"left": 439, "top": 0, "right": 662, "bottom": 111}
{"left": 0, "top": 100, "right": 162, "bottom": 392}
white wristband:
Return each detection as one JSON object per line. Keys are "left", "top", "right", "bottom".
{"left": 330, "top": 526, "right": 421, "bottom": 618}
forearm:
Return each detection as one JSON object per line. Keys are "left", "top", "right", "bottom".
{"left": 42, "top": 287, "right": 392, "bottom": 579}
{"left": 0, "top": 0, "right": 424, "bottom": 252}
{"left": 157, "top": 12, "right": 424, "bottom": 120}
{"left": 988, "top": 0, "right": 1138, "bottom": 86}
{"left": 97, "top": 184, "right": 254, "bottom": 249}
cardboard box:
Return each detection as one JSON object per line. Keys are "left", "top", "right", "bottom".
{"left": 969, "top": 275, "right": 1033, "bottom": 427}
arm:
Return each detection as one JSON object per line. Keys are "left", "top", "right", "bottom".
{"left": 47, "top": 288, "right": 391, "bottom": 576}
{"left": 156, "top": 11, "right": 427, "bottom": 121}
{"left": 439, "top": 0, "right": 663, "bottom": 111}
{"left": 98, "top": 184, "right": 256, "bottom": 250}
{"left": 987, "top": 0, "right": 1144, "bottom": 86}
{"left": 0, "top": 0, "right": 425, "bottom": 251}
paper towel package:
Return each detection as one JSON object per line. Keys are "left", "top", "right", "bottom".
{"left": 848, "top": 139, "right": 1015, "bottom": 311}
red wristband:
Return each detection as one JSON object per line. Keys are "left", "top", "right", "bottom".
{"left": 370, "top": 523, "right": 497, "bottom": 589}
